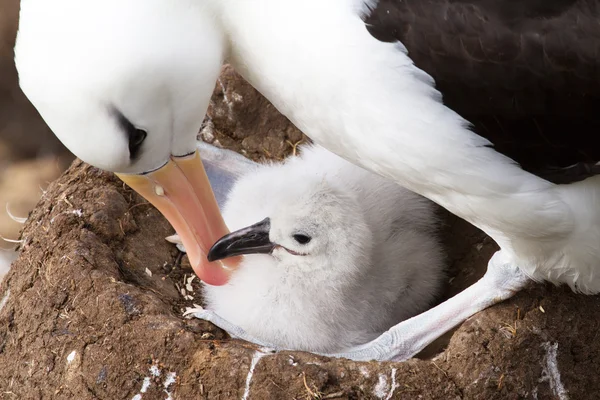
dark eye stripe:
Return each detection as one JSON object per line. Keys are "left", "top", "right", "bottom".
{"left": 112, "top": 107, "right": 147, "bottom": 162}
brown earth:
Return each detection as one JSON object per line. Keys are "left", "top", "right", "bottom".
{"left": 0, "top": 65, "right": 599, "bottom": 400}
{"left": 199, "top": 65, "right": 308, "bottom": 161}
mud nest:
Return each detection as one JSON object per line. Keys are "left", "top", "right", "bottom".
{"left": 1, "top": 67, "right": 600, "bottom": 400}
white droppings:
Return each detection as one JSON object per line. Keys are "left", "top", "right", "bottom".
{"left": 242, "top": 349, "right": 269, "bottom": 400}
{"left": 145, "top": 268, "right": 153, "bottom": 277}
{"left": 163, "top": 371, "right": 177, "bottom": 400}
{"left": 185, "top": 276, "right": 194, "bottom": 292}
{"left": 154, "top": 185, "right": 165, "bottom": 196}
{"left": 132, "top": 365, "right": 178, "bottom": 400}
{"left": 374, "top": 368, "right": 398, "bottom": 399}
{"left": 539, "top": 342, "right": 569, "bottom": 400}
{"left": 385, "top": 368, "right": 398, "bottom": 400}
{"left": 199, "top": 118, "right": 216, "bottom": 142}
{"left": 359, "top": 365, "right": 370, "bottom": 378}
{"left": 373, "top": 374, "right": 388, "bottom": 399}
{"left": 217, "top": 79, "right": 235, "bottom": 120}
{"left": 150, "top": 365, "right": 161, "bottom": 377}
{"left": 66, "top": 350, "right": 77, "bottom": 364}
{"left": 140, "top": 377, "right": 152, "bottom": 393}
{"left": 164, "top": 372, "right": 176, "bottom": 388}
{"left": 0, "top": 289, "right": 10, "bottom": 312}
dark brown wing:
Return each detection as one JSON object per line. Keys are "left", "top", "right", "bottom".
{"left": 366, "top": 0, "right": 600, "bottom": 183}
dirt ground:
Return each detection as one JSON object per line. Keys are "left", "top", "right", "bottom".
{"left": 0, "top": 66, "right": 599, "bottom": 400}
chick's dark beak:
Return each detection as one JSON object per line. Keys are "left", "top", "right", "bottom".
{"left": 207, "top": 218, "right": 274, "bottom": 262}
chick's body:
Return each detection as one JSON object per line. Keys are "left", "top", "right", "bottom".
{"left": 203, "top": 145, "right": 445, "bottom": 353}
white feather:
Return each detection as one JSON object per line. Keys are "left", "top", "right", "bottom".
{"left": 5, "top": 203, "right": 28, "bottom": 224}
{"left": 203, "top": 145, "right": 445, "bottom": 353}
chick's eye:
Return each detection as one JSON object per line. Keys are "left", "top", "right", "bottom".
{"left": 293, "top": 234, "right": 311, "bottom": 245}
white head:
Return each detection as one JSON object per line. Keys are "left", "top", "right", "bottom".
{"left": 208, "top": 158, "right": 374, "bottom": 278}
{"left": 15, "top": 0, "right": 225, "bottom": 173}
{"left": 14, "top": 0, "right": 236, "bottom": 285}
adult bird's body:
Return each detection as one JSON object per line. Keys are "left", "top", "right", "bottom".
{"left": 14, "top": 0, "right": 600, "bottom": 360}
{"left": 367, "top": 0, "right": 600, "bottom": 183}
{"left": 183, "top": 143, "right": 445, "bottom": 353}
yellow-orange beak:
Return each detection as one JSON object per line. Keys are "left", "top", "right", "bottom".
{"left": 116, "top": 150, "right": 239, "bottom": 286}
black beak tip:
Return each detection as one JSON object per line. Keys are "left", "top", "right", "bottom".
{"left": 206, "top": 252, "right": 221, "bottom": 263}
{"left": 206, "top": 217, "right": 273, "bottom": 263}
{"left": 207, "top": 240, "right": 227, "bottom": 262}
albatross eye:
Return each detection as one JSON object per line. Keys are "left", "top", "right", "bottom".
{"left": 112, "top": 107, "right": 148, "bottom": 161}
{"left": 293, "top": 234, "right": 312, "bottom": 245}
{"left": 128, "top": 128, "right": 147, "bottom": 159}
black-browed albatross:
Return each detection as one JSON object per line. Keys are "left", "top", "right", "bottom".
{"left": 13, "top": 0, "right": 600, "bottom": 361}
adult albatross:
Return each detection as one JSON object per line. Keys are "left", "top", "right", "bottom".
{"left": 13, "top": 0, "right": 600, "bottom": 360}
